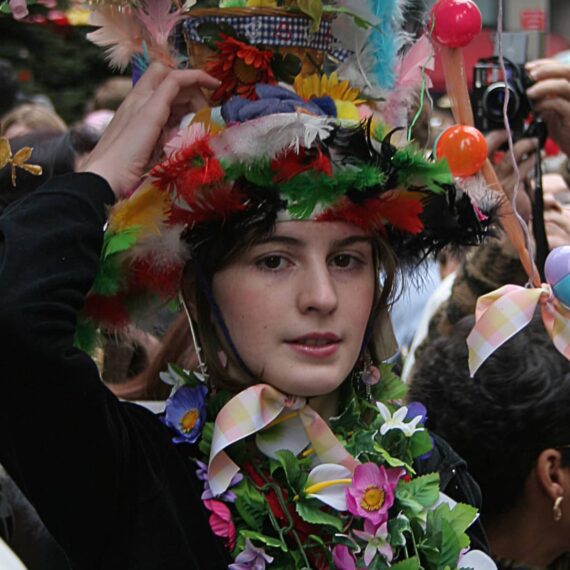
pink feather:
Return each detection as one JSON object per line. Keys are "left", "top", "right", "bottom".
{"left": 136, "top": 0, "right": 181, "bottom": 49}
{"left": 87, "top": 7, "right": 143, "bottom": 71}
{"left": 395, "top": 34, "right": 435, "bottom": 90}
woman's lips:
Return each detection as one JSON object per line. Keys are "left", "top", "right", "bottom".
{"left": 285, "top": 333, "right": 340, "bottom": 359}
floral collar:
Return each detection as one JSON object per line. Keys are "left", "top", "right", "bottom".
{"left": 161, "top": 364, "right": 495, "bottom": 570}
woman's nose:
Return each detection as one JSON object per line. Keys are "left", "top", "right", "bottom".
{"left": 297, "top": 262, "right": 338, "bottom": 314}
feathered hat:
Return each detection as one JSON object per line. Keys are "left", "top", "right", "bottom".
{"left": 77, "top": 0, "right": 495, "bottom": 354}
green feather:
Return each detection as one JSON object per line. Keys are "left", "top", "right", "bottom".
{"left": 103, "top": 226, "right": 140, "bottom": 259}
{"left": 92, "top": 256, "right": 124, "bottom": 296}
{"left": 393, "top": 146, "right": 453, "bottom": 192}
{"left": 73, "top": 317, "right": 102, "bottom": 355}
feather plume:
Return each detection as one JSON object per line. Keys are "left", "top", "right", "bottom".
{"left": 108, "top": 182, "right": 170, "bottom": 236}
{"left": 135, "top": 0, "right": 181, "bottom": 49}
{"left": 128, "top": 224, "right": 188, "bottom": 268}
{"left": 335, "top": 0, "right": 412, "bottom": 92}
{"left": 87, "top": 7, "right": 143, "bottom": 71}
{"left": 210, "top": 114, "right": 335, "bottom": 164}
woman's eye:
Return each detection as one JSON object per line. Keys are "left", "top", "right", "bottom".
{"left": 258, "top": 255, "right": 288, "bottom": 270}
{"left": 332, "top": 254, "right": 359, "bottom": 268}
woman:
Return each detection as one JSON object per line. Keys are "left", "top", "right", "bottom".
{"left": 0, "top": 57, "right": 495, "bottom": 568}
{"left": 409, "top": 316, "right": 570, "bottom": 569}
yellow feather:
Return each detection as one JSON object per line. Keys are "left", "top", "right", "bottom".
{"left": 108, "top": 182, "right": 170, "bottom": 236}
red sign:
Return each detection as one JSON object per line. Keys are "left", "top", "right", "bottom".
{"left": 520, "top": 9, "right": 546, "bottom": 31}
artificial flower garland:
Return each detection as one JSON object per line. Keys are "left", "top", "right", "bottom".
{"left": 161, "top": 363, "right": 489, "bottom": 570}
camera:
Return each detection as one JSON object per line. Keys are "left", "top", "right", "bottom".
{"left": 472, "top": 57, "right": 547, "bottom": 146}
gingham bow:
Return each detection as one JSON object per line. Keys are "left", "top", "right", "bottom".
{"left": 207, "top": 383, "right": 359, "bottom": 497}
{"left": 467, "top": 284, "right": 570, "bottom": 376}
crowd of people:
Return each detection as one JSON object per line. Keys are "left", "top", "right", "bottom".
{"left": 1, "top": 5, "right": 570, "bottom": 569}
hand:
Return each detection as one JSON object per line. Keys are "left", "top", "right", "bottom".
{"left": 526, "top": 59, "right": 570, "bottom": 157}
{"left": 80, "top": 62, "right": 221, "bottom": 198}
{"left": 487, "top": 130, "right": 538, "bottom": 222}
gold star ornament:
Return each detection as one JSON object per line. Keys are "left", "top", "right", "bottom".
{"left": 0, "top": 137, "right": 43, "bottom": 187}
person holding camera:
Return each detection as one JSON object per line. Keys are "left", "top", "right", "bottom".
{"left": 527, "top": 59, "right": 570, "bottom": 158}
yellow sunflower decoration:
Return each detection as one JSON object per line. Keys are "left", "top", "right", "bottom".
{"left": 294, "top": 72, "right": 368, "bottom": 121}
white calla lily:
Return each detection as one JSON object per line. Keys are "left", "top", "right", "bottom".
{"left": 304, "top": 464, "right": 352, "bottom": 511}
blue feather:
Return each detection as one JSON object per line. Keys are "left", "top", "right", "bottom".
{"left": 370, "top": 0, "right": 399, "bottom": 89}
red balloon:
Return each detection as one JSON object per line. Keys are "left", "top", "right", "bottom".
{"left": 430, "top": 0, "right": 482, "bottom": 48}
{"left": 435, "top": 125, "right": 488, "bottom": 177}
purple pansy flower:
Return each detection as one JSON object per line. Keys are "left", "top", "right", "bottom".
{"left": 332, "top": 544, "right": 356, "bottom": 570}
{"left": 346, "top": 463, "right": 404, "bottom": 527}
{"left": 195, "top": 460, "right": 243, "bottom": 502}
{"left": 229, "top": 539, "right": 274, "bottom": 570}
{"left": 164, "top": 384, "right": 208, "bottom": 444}
{"left": 405, "top": 401, "right": 427, "bottom": 425}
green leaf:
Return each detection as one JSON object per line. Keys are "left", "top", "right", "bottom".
{"left": 390, "top": 556, "right": 420, "bottom": 570}
{"left": 295, "top": 500, "right": 343, "bottom": 532}
{"left": 330, "top": 398, "right": 360, "bottom": 432}
{"left": 234, "top": 478, "right": 266, "bottom": 532}
{"left": 103, "top": 227, "right": 140, "bottom": 258}
{"left": 295, "top": 0, "right": 323, "bottom": 32}
{"left": 271, "top": 53, "right": 302, "bottom": 85}
{"left": 397, "top": 473, "right": 440, "bottom": 509}
{"left": 409, "top": 430, "right": 433, "bottom": 459}
{"left": 372, "top": 363, "right": 408, "bottom": 402}
{"left": 388, "top": 515, "right": 412, "bottom": 547}
{"left": 274, "top": 450, "right": 303, "bottom": 490}
{"left": 373, "top": 443, "right": 414, "bottom": 473}
{"left": 198, "top": 422, "right": 214, "bottom": 456}
{"left": 240, "top": 530, "right": 288, "bottom": 553}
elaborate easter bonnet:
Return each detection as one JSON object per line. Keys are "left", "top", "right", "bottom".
{"left": 75, "top": 0, "right": 497, "bottom": 352}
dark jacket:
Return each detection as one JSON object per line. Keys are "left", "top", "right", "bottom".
{"left": 0, "top": 174, "right": 229, "bottom": 569}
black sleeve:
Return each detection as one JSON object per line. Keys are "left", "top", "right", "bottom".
{"left": 0, "top": 174, "right": 154, "bottom": 564}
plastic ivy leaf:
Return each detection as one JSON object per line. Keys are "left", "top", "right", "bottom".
{"left": 295, "top": 0, "right": 323, "bottom": 33}
{"left": 373, "top": 443, "right": 414, "bottom": 474}
{"left": 329, "top": 398, "right": 360, "bottom": 432}
{"left": 295, "top": 500, "right": 343, "bottom": 532}
{"left": 234, "top": 479, "right": 266, "bottom": 533}
{"left": 390, "top": 556, "right": 421, "bottom": 570}
{"left": 273, "top": 450, "right": 303, "bottom": 491}
{"left": 396, "top": 473, "right": 440, "bottom": 510}
{"left": 239, "top": 530, "right": 288, "bottom": 553}
{"left": 388, "top": 515, "right": 412, "bottom": 547}
{"left": 371, "top": 363, "right": 408, "bottom": 402}
{"left": 409, "top": 430, "right": 433, "bottom": 459}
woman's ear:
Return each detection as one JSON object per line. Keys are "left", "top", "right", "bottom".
{"left": 536, "top": 449, "right": 567, "bottom": 502}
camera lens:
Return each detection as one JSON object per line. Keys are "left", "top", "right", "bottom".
{"left": 482, "top": 82, "right": 520, "bottom": 121}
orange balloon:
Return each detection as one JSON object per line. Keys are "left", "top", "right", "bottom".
{"left": 435, "top": 125, "right": 488, "bottom": 177}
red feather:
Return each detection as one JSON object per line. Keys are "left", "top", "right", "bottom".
{"left": 271, "top": 147, "right": 332, "bottom": 183}
{"left": 317, "top": 191, "right": 424, "bottom": 234}
{"left": 83, "top": 293, "right": 130, "bottom": 329}
{"left": 130, "top": 257, "right": 183, "bottom": 298}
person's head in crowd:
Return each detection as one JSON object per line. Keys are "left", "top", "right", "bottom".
{"left": 0, "top": 60, "right": 19, "bottom": 119}
{"left": 90, "top": 77, "right": 132, "bottom": 112}
{"left": 408, "top": 316, "right": 570, "bottom": 566}
{"left": 0, "top": 103, "right": 67, "bottom": 139}
{"left": 0, "top": 128, "right": 100, "bottom": 214}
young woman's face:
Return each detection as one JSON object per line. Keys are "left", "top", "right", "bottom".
{"left": 212, "top": 221, "right": 376, "bottom": 397}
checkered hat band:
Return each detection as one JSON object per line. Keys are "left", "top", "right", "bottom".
{"left": 183, "top": 14, "right": 339, "bottom": 52}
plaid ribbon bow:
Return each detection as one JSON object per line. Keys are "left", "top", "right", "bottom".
{"left": 467, "top": 284, "right": 570, "bottom": 377}
{"left": 208, "top": 383, "right": 359, "bottom": 497}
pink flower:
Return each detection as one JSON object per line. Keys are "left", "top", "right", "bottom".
{"left": 9, "top": 0, "right": 28, "bottom": 20}
{"left": 332, "top": 545, "right": 356, "bottom": 570}
{"left": 203, "top": 499, "right": 236, "bottom": 549}
{"left": 345, "top": 463, "right": 404, "bottom": 526}
{"left": 353, "top": 520, "right": 393, "bottom": 565}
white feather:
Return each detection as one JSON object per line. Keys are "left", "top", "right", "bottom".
{"left": 209, "top": 113, "right": 335, "bottom": 163}
{"left": 128, "top": 224, "right": 188, "bottom": 267}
